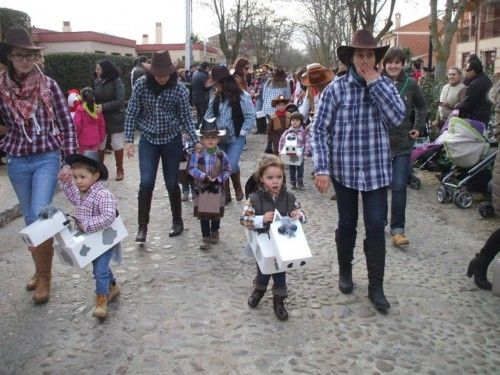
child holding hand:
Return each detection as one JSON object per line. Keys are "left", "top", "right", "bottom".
{"left": 241, "top": 154, "right": 306, "bottom": 321}
{"left": 74, "top": 87, "right": 106, "bottom": 154}
{"left": 60, "top": 151, "right": 120, "bottom": 319}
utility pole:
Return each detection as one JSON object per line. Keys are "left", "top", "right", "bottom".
{"left": 185, "top": 0, "right": 192, "bottom": 69}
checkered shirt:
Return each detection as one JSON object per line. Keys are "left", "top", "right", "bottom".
{"left": 61, "top": 180, "right": 117, "bottom": 233}
{"left": 311, "top": 72, "right": 405, "bottom": 191}
{"left": 124, "top": 77, "right": 198, "bottom": 145}
{"left": 188, "top": 148, "right": 231, "bottom": 184}
{"left": 261, "top": 82, "right": 291, "bottom": 115}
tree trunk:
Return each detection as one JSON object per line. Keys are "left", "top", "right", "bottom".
{"left": 435, "top": 59, "right": 447, "bottom": 81}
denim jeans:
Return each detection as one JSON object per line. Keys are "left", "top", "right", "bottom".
{"left": 200, "top": 219, "right": 220, "bottom": 237}
{"left": 255, "top": 263, "right": 287, "bottom": 292}
{"left": 332, "top": 179, "right": 388, "bottom": 244}
{"left": 7, "top": 150, "right": 60, "bottom": 225}
{"left": 390, "top": 154, "right": 411, "bottom": 235}
{"left": 138, "top": 135, "right": 183, "bottom": 192}
{"left": 92, "top": 247, "right": 115, "bottom": 295}
{"left": 289, "top": 162, "right": 304, "bottom": 183}
{"left": 218, "top": 135, "right": 246, "bottom": 174}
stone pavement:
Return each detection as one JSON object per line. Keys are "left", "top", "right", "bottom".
{"left": 0, "top": 134, "right": 499, "bottom": 375}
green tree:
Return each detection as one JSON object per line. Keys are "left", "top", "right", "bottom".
{"left": 0, "top": 8, "right": 31, "bottom": 40}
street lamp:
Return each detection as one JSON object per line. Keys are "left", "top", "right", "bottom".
{"left": 185, "top": 0, "right": 192, "bottom": 69}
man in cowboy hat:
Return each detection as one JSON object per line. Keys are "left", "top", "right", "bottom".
{"left": 190, "top": 118, "right": 231, "bottom": 251}
{"left": 311, "top": 29, "right": 406, "bottom": 314}
{"left": 124, "top": 50, "right": 198, "bottom": 242}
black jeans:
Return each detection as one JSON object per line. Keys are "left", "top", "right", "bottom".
{"left": 200, "top": 219, "right": 220, "bottom": 237}
{"left": 289, "top": 162, "right": 304, "bottom": 183}
{"left": 254, "top": 263, "right": 287, "bottom": 295}
{"left": 479, "top": 228, "right": 500, "bottom": 267}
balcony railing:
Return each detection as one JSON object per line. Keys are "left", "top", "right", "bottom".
{"left": 480, "top": 18, "right": 500, "bottom": 38}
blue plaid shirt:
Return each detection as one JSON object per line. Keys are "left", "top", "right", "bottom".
{"left": 204, "top": 91, "right": 256, "bottom": 142}
{"left": 261, "top": 82, "right": 291, "bottom": 115}
{"left": 124, "top": 77, "right": 197, "bottom": 145}
{"left": 311, "top": 72, "right": 405, "bottom": 191}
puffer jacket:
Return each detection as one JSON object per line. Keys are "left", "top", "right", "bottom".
{"left": 94, "top": 77, "right": 125, "bottom": 134}
{"left": 385, "top": 72, "right": 427, "bottom": 157}
{"left": 489, "top": 80, "right": 500, "bottom": 213}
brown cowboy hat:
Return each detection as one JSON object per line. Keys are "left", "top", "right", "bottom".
{"left": 149, "top": 50, "right": 177, "bottom": 77}
{"left": 0, "top": 28, "right": 45, "bottom": 51}
{"left": 301, "top": 63, "right": 334, "bottom": 87}
{"left": 336, "top": 29, "right": 389, "bottom": 67}
{"left": 271, "top": 95, "right": 289, "bottom": 107}
{"left": 206, "top": 65, "right": 232, "bottom": 86}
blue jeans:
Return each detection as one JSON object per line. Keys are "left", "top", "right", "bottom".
{"left": 390, "top": 154, "right": 411, "bottom": 235}
{"left": 138, "top": 135, "right": 183, "bottom": 192}
{"left": 200, "top": 219, "right": 220, "bottom": 237}
{"left": 289, "top": 162, "right": 304, "bottom": 183}
{"left": 7, "top": 150, "right": 60, "bottom": 225}
{"left": 218, "top": 135, "right": 246, "bottom": 174}
{"left": 92, "top": 247, "right": 115, "bottom": 295}
{"left": 333, "top": 179, "right": 388, "bottom": 244}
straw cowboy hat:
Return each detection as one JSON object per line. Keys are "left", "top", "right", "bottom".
{"left": 300, "top": 63, "right": 334, "bottom": 87}
{"left": 271, "top": 95, "right": 290, "bottom": 107}
{"left": 0, "top": 28, "right": 45, "bottom": 64}
{"left": 195, "top": 118, "right": 227, "bottom": 137}
{"left": 336, "top": 29, "right": 389, "bottom": 67}
{"left": 206, "top": 65, "right": 232, "bottom": 87}
{"left": 149, "top": 50, "right": 177, "bottom": 77}
{"left": 65, "top": 151, "right": 109, "bottom": 181}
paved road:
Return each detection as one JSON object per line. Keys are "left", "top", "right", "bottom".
{"left": 1, "top": 133, "right": 499, "bottom": 374}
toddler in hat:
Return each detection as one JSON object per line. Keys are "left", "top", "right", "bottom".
{"left": 267, "top": 95, "right": 291, "bottom": 155}
{"left": 74, "top": 87, "right": 106, "bottom": 154}
{"left": 189, "top": 119, "right": 231, "bottom": 251}
{"left": 59, "top": 151, "right": 121, "bottom": 319}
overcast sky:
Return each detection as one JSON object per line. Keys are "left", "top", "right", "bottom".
{"left": 3, "top": 0, "right": 440, "bottom": 45}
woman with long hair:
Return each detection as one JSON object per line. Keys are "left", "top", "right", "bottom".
{"left": 0, "top": 29, "right": 77, "bottom": 303}
{"left": 233, "top": 57, "right": 251, "bottom": 91}
{"left": 204, "top": 66, "right": 256, "bottom": 204}
{"left": 94, "top": 59, "right": 126, "bottom": 180}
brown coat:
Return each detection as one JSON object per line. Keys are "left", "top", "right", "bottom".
{"left": 489, "top": 80, "right": 500, "bottom": 214}
{"left": 268, "top": 112, "right": 291, "bottom": 155}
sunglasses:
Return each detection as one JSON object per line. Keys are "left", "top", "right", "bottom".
{"left": 11, "top": 53, "right": 37, "bottom": 62}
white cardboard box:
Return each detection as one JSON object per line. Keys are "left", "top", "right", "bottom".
{"left": 19, "top": 210, "right": 68, "bottom": 247}
{"left": 246, "top": 229, "right": 285, "bottom": 275}
{"left": 279, "top": 133, "right": 303, "bottom": 166}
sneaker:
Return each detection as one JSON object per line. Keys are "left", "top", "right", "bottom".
{"left": 391, "top": 234, "right": 409, "bottom": 246}
{"left": 200, "top": 237, "right": 211, "bottom": 251}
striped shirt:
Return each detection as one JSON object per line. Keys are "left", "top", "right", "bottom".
{"left": 261, "top": 82, "right": 291, "bottom": 115}
{"left": 204, "top": 91, "right": 256, "bottom": 142}
{"left": 0, "top": 76, "right": 77, "bottom": 157}
{"left": 60, "top": 180, "right": 116, "bottom": 233}
{"left": 311, "top": 72, "right": 405, "bottom": 191}
{"left": 124, "top": 77, "right": 198, "bottom": 145}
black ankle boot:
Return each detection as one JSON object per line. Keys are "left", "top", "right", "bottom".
{"left": 169, "top": 220, "right": 184, "bottom": 237}
{"left": 135, "top": 225, "right": 147, "bottom": 243}
{"left": 467, "top": 254, "right": 492, "bottom": 290}
{"left": 338, "top": 266, "right": 354, "bottom": 294}
{"left": 273, "top": 295, "right": 288, "bottom": 321}
{"left": 368, "top": 286, "right": 391, "bottom": 313}
{"left": 247, "top": 288, "right": 266, "bottom": 308}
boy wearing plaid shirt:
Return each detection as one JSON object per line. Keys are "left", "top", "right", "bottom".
{"left": 60, "top": 151, "right": 121, "bottom": 319}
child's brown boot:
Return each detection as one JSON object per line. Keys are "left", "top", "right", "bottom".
{"left": 108, "top": 282, "right": 120, "bottom": 303}
{"left": 200, "top": 237, "right": 211, "bottom": 251}
{"left": 210, "top": 231, "right": 220, "bottom": 244}
{"left": 273, "top": 295, "right": 288, "bottom": 321}
{"left": 92, "top": 294, "right": 108, "bottom": 318}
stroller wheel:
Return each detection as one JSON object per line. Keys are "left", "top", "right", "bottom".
{"left": 437, "top": 185, "right": 453, "bottom": 203}
{"left": 408, "top": 177, "right": 421, "bottom": 190}
{"left": 478, "top": 201, "right": 495, "bottom": 218}
{"left": 453, "top": 191, "right": 473, "bottom": 209}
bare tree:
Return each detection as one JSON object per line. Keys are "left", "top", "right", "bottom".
{"left": 346, "top": 0, "right": 396, "bottom": 42}
{"left": 430, "top": 0, "right": 467, "bottom": 80}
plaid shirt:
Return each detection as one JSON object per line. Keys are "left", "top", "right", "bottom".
{"left": 204, "top": 91, "right": 256, "bottom": 141}
{"left": 0, "top": 76, "right": 77, "bottom": 157}
{"left": 61, "top": 180, "right": 116, "bottom": 233}
{"left": 311, "top": 72, "right": 405, "bottom": 191}
{"left": 278, "top": 127, "right": 310, "bottom": 155}
{"left": 261, "top": 83, "right": 291, "bottom": 115}
{"left": 124, "top": 78, "right": 197, "bottom": 145}
{"left": 188, "top": 148, "right": 231, "bottom": 184}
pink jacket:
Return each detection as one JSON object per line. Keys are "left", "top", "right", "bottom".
{"left": 74, "top": 105, "right": 106, "bottom": 147}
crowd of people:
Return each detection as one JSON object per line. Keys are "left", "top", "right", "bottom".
{"left": 0, "top": 27, "right": 498, "bottom": 321}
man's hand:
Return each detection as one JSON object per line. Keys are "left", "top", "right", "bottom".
{"left": 357, "top": 62, "right": 380, "bottom": 83}
{"left": 124, "top": 143, "right": 135, "bottom": 158}
{"left": 315, "top": 174, "right": 330, "bottom": 194}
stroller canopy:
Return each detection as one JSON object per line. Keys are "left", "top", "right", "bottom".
{"left": 443, "top": 117, "right": 489, "bottom": 168}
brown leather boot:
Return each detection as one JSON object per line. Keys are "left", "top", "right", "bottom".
{"left": 92, "top": 294, "right": 108, "bottom": 318}
{"left": 224, "top": 180, "right": 232, "bottom": 205}
{"left": 230, "top": 172, "right": 244, "bottom": 201}
{"left": 31, "top": 239, "right": 54, "bottom": 303}
{"left": 114, "top": 149, "right": 124, "bottom": 181}
{"left": 26, "top": 273, "right": 37, "bottom": 291}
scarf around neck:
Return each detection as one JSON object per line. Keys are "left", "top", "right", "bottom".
{"left": 0, "top": 66, "right": 54, "bottom": 126}
{"left": 82, "top": 102, "right": 98, "bottom": 119}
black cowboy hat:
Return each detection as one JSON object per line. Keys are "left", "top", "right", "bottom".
{"left": 65, "top": 151, "right": 109, "bottom": 181}
{"left": 206, "top": 65, "right": 232, "bottom": 87}
{"left": 195, "top": 118, "right": 227, "bottom": 137}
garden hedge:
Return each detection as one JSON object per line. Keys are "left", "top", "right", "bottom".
{"left": 44, "top": 53, "right": 134, "bottom": 99}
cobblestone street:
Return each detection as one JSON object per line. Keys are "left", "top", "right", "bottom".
{"left": 1, "top": 133, "right": 499, "bottom": 375}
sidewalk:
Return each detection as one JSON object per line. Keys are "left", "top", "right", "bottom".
{"left": 0, "top": 166, "right": 21, "bottom": 226}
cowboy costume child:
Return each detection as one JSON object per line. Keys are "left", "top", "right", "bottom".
{"left": 189, "top": 118, "right": 231, "bottom": 251}
{"left": 267, "top": 95, "right": 291, "bottom": 155}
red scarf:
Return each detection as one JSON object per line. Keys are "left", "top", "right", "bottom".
{"left": 275, "top": 108, "right": 287, "bottom": 118}
{"left": 0, "top": 66, "right": 54, "bottom": 126}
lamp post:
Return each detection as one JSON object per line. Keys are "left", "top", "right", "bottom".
{"left": 185, "top": 0, "right": 192, "bottom": 69}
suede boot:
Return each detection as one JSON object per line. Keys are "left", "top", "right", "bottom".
{"left": 247, "top": 287, "right": 266, "bottom": 308}
{"left": 136, "top": 190, "right": 153, "bottom": 242}
{"left": 108, "top": 282, "right": 120, "bottom": 303}
{"left": 272, "top": 294, "right": 288, "bottom": 321}
{"left": 92, "top": 294, "right": 108, "bottom": 318}
{"left": 224, "top": 180, "right": 232, "bottom": 205}
{"left": 364, "top": 239, "right": 390, "bottom": 313}
{"left": 168, "top": 187, "right": 184, "bottom": 237}
{"left": 230, "top": 172, "right": 244, "bottom": 201}
{"left": 26, "top": 245, "right": 37, "bottom": 291}
{"left": 114, "top": 149, "right": 124, "bottom": 181}
{"left": 31, "top": 239, "right": 54, "bottom": 303}
{"left": 336, "top": 229, "right": 356, "bottom": 294}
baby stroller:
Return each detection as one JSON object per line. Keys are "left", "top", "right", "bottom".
{"left": 436, "top": 117, "right": 497, "bottom": 210}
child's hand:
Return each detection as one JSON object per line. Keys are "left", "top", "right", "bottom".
{"left": 95, "top": 104, "right": 103, "bottom": 114}
{"left": 290, "top": 209, "right": 301, "bottom": 220}
{"left": 58, "top": 165, "right": 72, "bottom": 183}
{"left": 263, "top": 211, "right": 274, "bottom": 223}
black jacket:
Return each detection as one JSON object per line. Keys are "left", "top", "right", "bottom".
{"left": 456, "top": 72, "right": 492, "bottom": 125}
{"left": 191, "top": 69, "right": 209, "bottom": 105}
